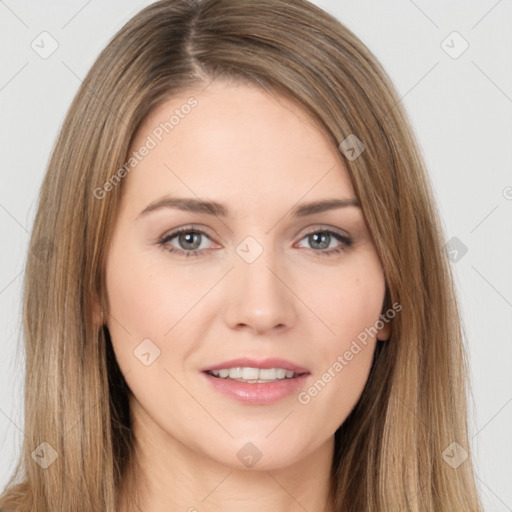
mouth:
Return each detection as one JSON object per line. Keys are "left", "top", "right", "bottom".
{"left": 205, "top": 367, "right": 307, "bottom": 383}
{"left": 200, "top": 358, "right": 310, "bottom": 405}
{"left": 201, "top": 357, "right": 310, "bottom": 382}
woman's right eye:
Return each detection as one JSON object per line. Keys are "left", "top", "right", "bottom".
{"left": 158, "top": 227, "right": 214, "bottom": 258}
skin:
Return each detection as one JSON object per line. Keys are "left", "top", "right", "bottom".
{"left": 98, "top": 80, "right": 390, "bottom": 512}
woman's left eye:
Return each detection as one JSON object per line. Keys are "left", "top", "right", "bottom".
{"left": 158, "top": 227, "right": 352, "bottom": 258}
{"left": 296, "top": 229, "right": 352, "bottom": 256}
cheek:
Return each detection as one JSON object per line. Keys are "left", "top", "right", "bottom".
{"left": 106, "top": 257, "right": 166, "bottom": 336}
{"left": 303, "top": 251, "right": 386, "bottom": 345}
{"left": 104, "top": 243, "right": 205, "bottom": 423}
{"left": 104, "top": 241, "right": 187, "bottom": 372}
{"left": 105, "top": 241, "right": 204, "bottom": 337}
{"left": 295, "top": 252, "right": 385, "bottom": 420}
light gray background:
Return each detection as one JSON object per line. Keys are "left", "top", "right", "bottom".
{"left": 0, "top": 0, "right": 511, "bottom": 510}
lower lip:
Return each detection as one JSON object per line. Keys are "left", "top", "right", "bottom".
{"left": 201, "top": 372, "right": 309, "bottom": 405}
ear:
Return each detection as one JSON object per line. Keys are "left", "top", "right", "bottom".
{"left": 377, "top": 319, "right": 391, "bottom": 341}
{"left": 377, "top": 295, "right": 394, "bottom": 341}
{"left": 91, "top": 293, "right": 104, "bottom": 329}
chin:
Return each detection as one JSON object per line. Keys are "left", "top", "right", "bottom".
{"left": 206, "top": 437, "right": 311, "bottom": 471}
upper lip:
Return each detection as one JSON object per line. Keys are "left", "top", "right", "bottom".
{"left": 201, "top": 357, "right": 310, "bottom": 375}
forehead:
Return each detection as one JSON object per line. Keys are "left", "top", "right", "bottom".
{"left": 122, "top": 81, "right": 355, "bottom": 214}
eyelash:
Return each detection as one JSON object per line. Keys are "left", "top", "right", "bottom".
{"left": 158, "top": 226, "right": 352, "bottom": 258}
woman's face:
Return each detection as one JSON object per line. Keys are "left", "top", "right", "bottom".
{"left": 103, "top": 80, "right": 389, "bottom": 470}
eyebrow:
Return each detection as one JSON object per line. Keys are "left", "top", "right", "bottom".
{"left": 137, "top": 196, "right": 360, "bottom": 219}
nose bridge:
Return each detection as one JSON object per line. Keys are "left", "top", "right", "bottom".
{"left": 223, "top": 234, "right": 296, "bottom": 333}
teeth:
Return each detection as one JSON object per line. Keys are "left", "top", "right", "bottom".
{"left": 208, "top": 367, "right": 298, "bottom": 382}
{"left": 228, "top": 367, "right": 243, "bottom": 378}
{"left": 242, "top": 367, "right": 259, "bottom": 380}
{"left": 258, "top": 368, "right": 277, "bottom": 380}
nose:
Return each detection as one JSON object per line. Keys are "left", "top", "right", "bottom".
{"left": 223, "top": 245, "right": 297, "bottom": 335}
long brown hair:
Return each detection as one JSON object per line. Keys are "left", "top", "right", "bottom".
{"left": 0, "top": 0, "right": 483, "bottom": 510}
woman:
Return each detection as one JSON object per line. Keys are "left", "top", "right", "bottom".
{"left": 0, "top": 0, "right": 483, "bottom": 510}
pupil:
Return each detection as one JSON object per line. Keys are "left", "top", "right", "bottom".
{"left": 180, "top": 232, "right": 200, "bottom": 250}
{"left": 311, "top": 233, "right": 329, "bottom": 250}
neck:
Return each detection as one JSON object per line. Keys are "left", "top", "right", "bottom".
{"left": 118, "top": 400, "right": 335, "bottom": 512}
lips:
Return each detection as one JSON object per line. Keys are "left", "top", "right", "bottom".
{"left": 200, "top": 357, "right": 311, "bottom": 404}
{"left": 201, "top": 369, "right": 310, "bottom": 405}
